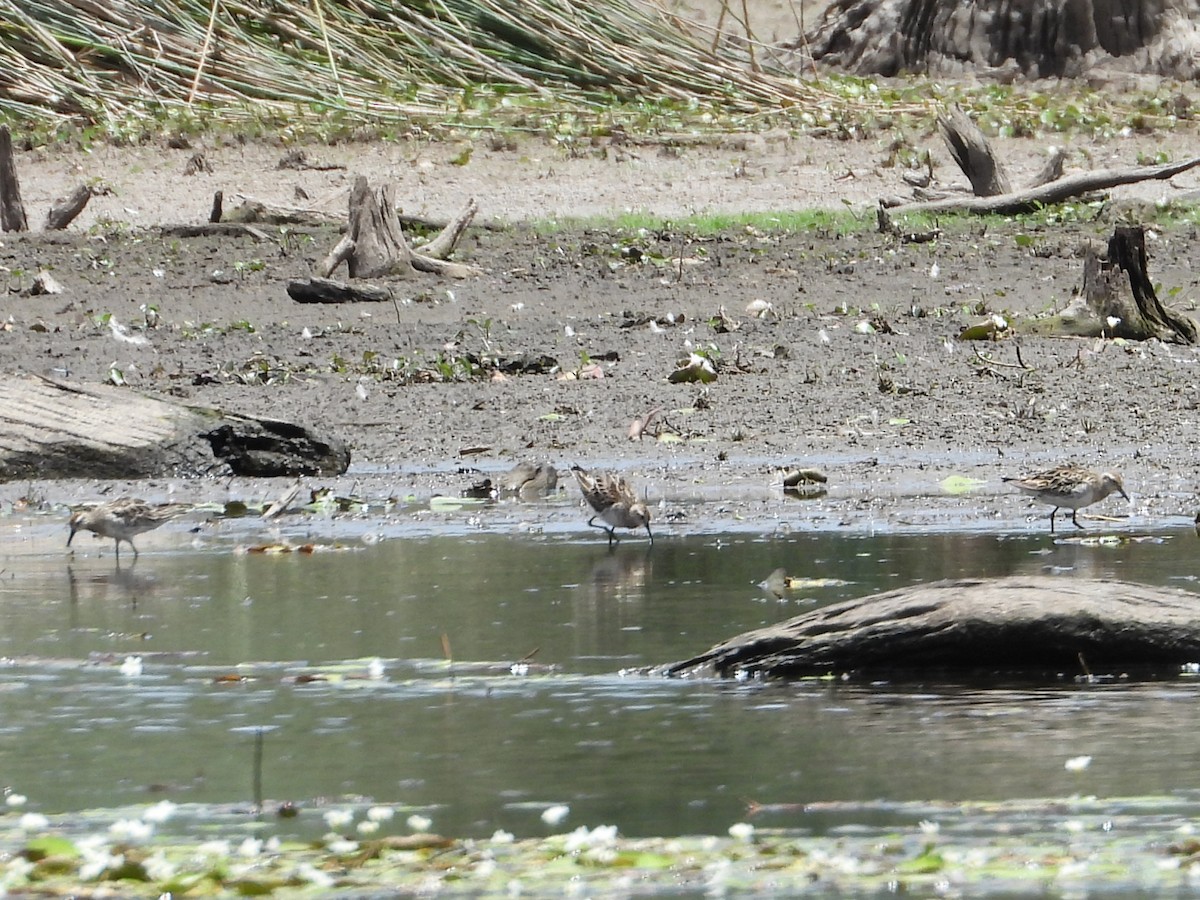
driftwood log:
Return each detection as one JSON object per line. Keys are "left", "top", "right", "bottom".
{"left": 0, "top": 375, "right": 349, "bottom": 481}
{"left": 661, "top": 576, "right": 1200, "bottom": 680}
{"left": 1014, "top": 225, "right": 1199, "bottom": 344}
{"left": 883, "top": 154, "right": 1200, "bottom": 217}
{"left": 286, "top": 277, "right": 392, "bottom": 304}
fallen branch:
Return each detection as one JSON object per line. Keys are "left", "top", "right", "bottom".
{"left": 286, "top": 277, "right": 392, "bottom": 304}
{"left": 883, "top": 155, "right": 1200, "bottom": 216}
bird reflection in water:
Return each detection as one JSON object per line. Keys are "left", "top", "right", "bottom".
{"left": 583, "top": 548, "right": 653, "bottom": 604}
{"left": 66, "top": 561, "right": 159, "bottom": 610}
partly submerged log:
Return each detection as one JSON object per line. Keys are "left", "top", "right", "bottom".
{"left": 0, "top": 375, "right": 349, "bottom": 481}
{"left": 661, "top": 576, "right": 1200, "bottom": 680}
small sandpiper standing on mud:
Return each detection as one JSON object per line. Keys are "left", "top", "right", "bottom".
{"left": 1002, "top": 465, "right": 1128, "bottom": 533}
{"left": 499, "top": 461, "right": 559, "bottom": 497}
{"left": 571, "top": 465, "right": 653, "bottom": 546}
{"left": 68, "top": 498, "right": 191, "bottom": 561}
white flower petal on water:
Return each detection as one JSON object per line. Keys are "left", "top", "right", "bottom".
{"left": 326, "top": 838, "right": 358, "bottom": 855}
{"left": 323, "top": 809, "right": 354, "bottom": 830}
{"left": 728, "top": 822, "right": 755, "bottom": 842}
{"left": 143, "top": 851, "right": 176, "bottom": 881}
{"left": 407, "top": 814, "right": 432, "bottom": 833}
{"left": 18, "top": 812, "right": 49, "bottom": 830}
{"left": 367, "top": 805, "right": 394, "bottom": 822}
{"left": 5, "top": 794, "right": 27, "bottom": 808}
{"left": 142, "top": 800, "right": 176, "bottom": 823}
{"left": 196, "top": 839, "right": 231, "bottom": 859}
{"left": 109, "top": 818, "right": 154, "bottom": 842}
{"left": 540, "top": 804, "right": 569, "bottom": 826}
{"left": 296, "top": 862, "right": 335, "bottom": 888}
{"left": 357, "top": 820, "right": 380, "bottom": 835}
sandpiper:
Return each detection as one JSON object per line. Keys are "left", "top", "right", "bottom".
{"left": 571, "top": 465, "right": 653, "bottom": 546}
{"left": 1002, "top": 465, "right": 1128, "bottom": 533}
{"left": 67, "top": 498, "right": 191, "bottom": 561}
{"left": 499, "top": 461, "right": 559, "bottom": 497}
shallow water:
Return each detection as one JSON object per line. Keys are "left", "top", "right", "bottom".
{"left": 2, "top": 521, "right": 1199, "bottom": 839}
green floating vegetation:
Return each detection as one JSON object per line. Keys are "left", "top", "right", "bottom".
{"left": 3, "top": 793, "right": 1200, "bottom": 896}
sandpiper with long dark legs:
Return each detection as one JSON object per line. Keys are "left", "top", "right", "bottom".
{"left": 571, "top": 465, "right": 653, "bottom": 547}
{"left": 68, "top": 498, "right": 190, "bottom": 561}
{"left": 1002, "top": 465, "right": 1128, "bottom": 533}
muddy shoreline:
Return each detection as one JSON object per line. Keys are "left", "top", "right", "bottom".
{"left": 2, "top": 139, "right": 1200, "bottom": 538}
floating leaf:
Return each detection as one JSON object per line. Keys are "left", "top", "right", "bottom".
{"left": 430, "top": 496, "right": 487, "bottom": 512}
{"left": 941, "top": 475, "right": 987, "bottom": 495}
{"left": 23, "top": 836, "right": 79, "bottom": 860}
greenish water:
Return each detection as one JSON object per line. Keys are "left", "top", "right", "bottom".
{"left": 2, "top": 525, "right": 1199, "bottom": 840}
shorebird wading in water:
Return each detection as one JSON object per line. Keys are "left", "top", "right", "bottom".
{"left": 68, "top": 498, "right": 190, "bottom": 561}
{"left": 571, "top": 466, "right": 653, "bottom": 547}
{"left": 1002, "top": 465, "right": 1128, "bottom": 533}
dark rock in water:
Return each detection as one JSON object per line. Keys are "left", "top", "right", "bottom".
{"left": 0, "top": 375, "right": 349, "bottom": 480}
{"left": 660, "top": 576, "right": 1200, "bottom": 680}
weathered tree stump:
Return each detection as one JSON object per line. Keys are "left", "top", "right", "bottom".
{"left": 797, "top": 0, "right": 1200, "bottom": 79}
{"left": 43, "top": 184, "right": 92, "bottom": 230}
{"left": 313, "top": 176, "right": 480, "bottom": 281}
{"left": 0, "top": 125, "right": 29, "bottom": 233}
{"left": 660, "top": 576, "right": 1200, "bottom": 680}
{"left": 937, "top": 106, "right": 1011, "bottom": 198}
{"left": 1015, "top": 225, "right": 1199, "bottom": 343}
{"left": 0, "top": 375, "right": 349, "bottom": 481}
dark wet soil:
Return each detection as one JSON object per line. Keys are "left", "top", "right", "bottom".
{"left": 2, "top": 212, "right": 1199, "bottom": 534}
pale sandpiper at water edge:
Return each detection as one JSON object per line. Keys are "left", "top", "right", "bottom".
{"left": 571, "top": 466, "right": 653, "bottom": 547}
{"left": 68, "top": 498, "right": 191, "bottom": 561}
{"left": 1002, "top": 465, "right": 1128, "bottom": 533}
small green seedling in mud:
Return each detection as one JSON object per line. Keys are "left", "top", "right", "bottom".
{"left": 232, "top": 258, "right": 266, "bottom": 279}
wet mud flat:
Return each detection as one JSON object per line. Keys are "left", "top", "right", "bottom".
{"left": 0, "top": 214, "right": 1198, "bottom": 533}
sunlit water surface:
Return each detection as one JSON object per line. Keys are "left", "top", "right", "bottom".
{"left": 2, "top": 524, "right": 1200, "bottom": 840}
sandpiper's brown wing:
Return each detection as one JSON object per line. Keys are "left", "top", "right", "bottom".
{"left": 595, "top": 472, "right": 635, "bottom": 512}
